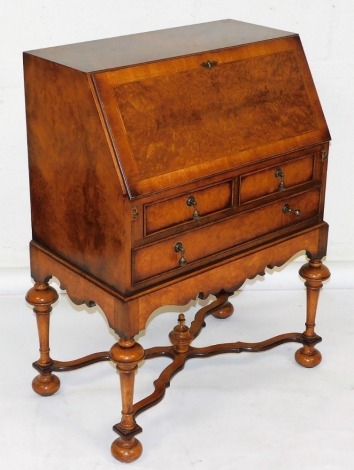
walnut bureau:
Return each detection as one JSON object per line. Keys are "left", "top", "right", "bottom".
{"left": 24, "top": 20, "right": 331, "bottom": 463}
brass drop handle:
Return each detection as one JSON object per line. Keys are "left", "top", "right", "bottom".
{"left": 275, "top": 168, "right": 285, "bottom": 191}
{"left": 174, "top": 242, "right": 187, "bottom": 267}
{"left": 282, "top": 204, "right": 302, "bottom": 217}
{"left": 186, "top": 195, "right": 200, "bottom": 221}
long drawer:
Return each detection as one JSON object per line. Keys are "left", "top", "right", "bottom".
{"left": 132, "top": 188, "right": 320, "bottom": 283}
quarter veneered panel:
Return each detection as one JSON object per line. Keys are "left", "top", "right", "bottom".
{"left": 115, "top": 51, "right": 317, "bottom": 180}
{"left": 93, "top": 35, "right": 329, "bottom": 198}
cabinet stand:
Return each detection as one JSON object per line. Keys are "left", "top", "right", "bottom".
{"left": 26, "top": 256, "right": 329, "bottom": 463}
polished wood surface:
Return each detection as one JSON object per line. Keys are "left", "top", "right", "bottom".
{"left": 240, "top": 153, "right": 315, "bottom": 203}
{"left": 296, "top": 259, "right": 331, "bottom": 367}
{"left": 24, "top": 20, "right": 330, "bottom": 463}
{"left": 26, "top": 282, "right": 60, "bottom": 396}
{"left": 110, "top": 50, "right": 316, "bottom": 176}
{"left": 93, "top": 35, "right": 329, "bottom": 197}
{"left": 132, "top": 188, "right": 322, "bottom": 283}
{"left": 110, "top": 339, "right": 145, "bottom": 462}
{"left": 25, "top": 19, "right": 294, "bottom": 72}
{"left": 145, "top": 180, "right": 233, "bottom": 235}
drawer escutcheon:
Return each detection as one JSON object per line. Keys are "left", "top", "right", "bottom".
{"left": 200, "top": 60, "right": 218, "bottom": 69}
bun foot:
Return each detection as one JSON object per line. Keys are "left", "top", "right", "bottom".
{"left": 212, "top": 296, "right": 234, "bottom": 319}
{"left": 32, "top": 373, "right": 60, "bottom": 396}
{"left": 295, "top": 346, "right": 322, "bottom": 368}
{"left": 111, "top": 437, "right": 143, "bottom": 463}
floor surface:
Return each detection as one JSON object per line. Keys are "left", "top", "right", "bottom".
{"left": 1, "top": 282, "right": 353, "bottom": 470}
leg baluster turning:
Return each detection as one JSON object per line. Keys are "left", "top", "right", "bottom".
{"left": 110, "top": 338, "right": 145, "bottom": 463}
{"left": 295, "top": 259, "right": 331, "bottom": 368}
{"left": 26, "top": 282, "right": 60, "bottom": 396}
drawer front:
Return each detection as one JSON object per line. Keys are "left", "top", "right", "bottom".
{"left": 239, "top": 154, "right": 315, "bottom": 204}
{"left": 144, "top": 180, "right": 233, "bottom": 235}
{"left": 132, "top": 189, "right": 320, "bottom": 283}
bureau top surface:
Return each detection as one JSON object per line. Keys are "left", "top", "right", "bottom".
{"left": 25, "top": 19, "right": 294, "bottom": 72}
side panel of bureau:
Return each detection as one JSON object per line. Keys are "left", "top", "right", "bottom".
{"left": 24, "top": 55, "right": 132, "bottom": 292}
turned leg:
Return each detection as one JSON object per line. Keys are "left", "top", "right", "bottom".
{"left": 26, "top": 282, "right": 60, "bottom": 396}
{"left": 110, "top": 338, "right": 145, "bottom": 463}
{"left": 295, "top": 259, "right": 331, "bottom": 368}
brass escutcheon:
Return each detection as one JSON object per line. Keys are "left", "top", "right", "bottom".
{"left": 201, "top": 60, "right": 218, "bottom": 69}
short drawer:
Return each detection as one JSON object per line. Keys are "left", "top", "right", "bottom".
{"left": 239, "top": 154, "right": 315, "bottom": 204}
{"left": 132, "top": 188, "right": 320, "bottom": 283}
{"left": 144, "top": 180, "right": 233, "bottom": 235}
